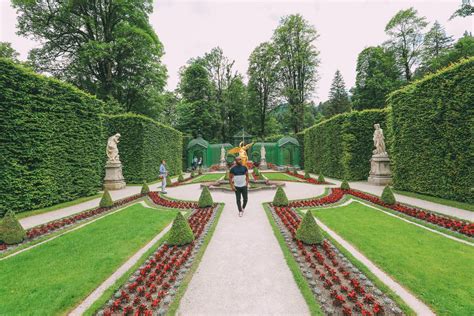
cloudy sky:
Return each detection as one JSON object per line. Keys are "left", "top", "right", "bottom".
{"left": 1, "top": 0, "right": 472, "bottom": 101}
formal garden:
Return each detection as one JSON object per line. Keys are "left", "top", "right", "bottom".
{"left": 1, "top": 1, "right": 473, "bottom": 315}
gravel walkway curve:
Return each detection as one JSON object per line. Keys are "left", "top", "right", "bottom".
{"left": 172, "top": 182, "right": 322, "bottom": 315}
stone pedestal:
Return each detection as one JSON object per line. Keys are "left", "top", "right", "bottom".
{"left": 368, "top": 155, "right": 392, "bottom": 186}
{"left": 104, "top": 161, "right": 126, "bottom": 190}
{"left": 218, "top": 160, "right": 227, "bottom": 170}
{"left": 259, "top": 158, "right": 268, "bottom": 170}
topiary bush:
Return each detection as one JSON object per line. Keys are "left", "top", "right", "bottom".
{"left": 340, "top": 180, "right": 350, "bottom": 190}
{"left": 296, "top": 211, "right": 324, "bottom": 245}
{"left": 191, "top": 171, "right": 195, "bottom": 178}
{"left": 304, "top": 170, "right": 310, "bottom": 179}
{"left": 178, "top": 174, "right": 184, "bottom": 182}
{"left": 167, "top": 212, "right": 194, "bottom": 246}
{"left": 381, "top": 186, "right": 396, "bottom": 205}
{"left": 272, "top": 186, "right": 289, "bottom": 206}
{"left": 0, "top": 210, "right": 26, "bottom": 244}
{"left": 198, "top": 168, "right": 203, "bottom": 175}
{"left": 166, "top": 176, "right": 172, "bottom": 187}
{"left": 318, "top": 174, "right": 326, "bottom": 183}
{"left": 253, "top": 167, "right": 260, "bottom": 176}
{"left": 141, "top": 181, "right": 150, "bottom": 195}
{"left": 198, "top": 186, "right": 214, "bottom": 208}
{"left": 99, "top": 189, "right": 114, "bottom": 208}
{"left": 224, "top": 170, "right": 229, "bottom": 180}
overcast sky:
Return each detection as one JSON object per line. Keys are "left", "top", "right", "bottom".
{"left": 1, "top": 0, "right": 472, "bottom": 101}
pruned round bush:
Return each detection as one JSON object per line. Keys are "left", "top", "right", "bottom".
{"left": 304, "top": 171, "right": 310, "bottom": 179}
{"left": 296, "top": 211, "right": 324, "bottom": 245}
{"left": 198, "top": 186, "right": 214, "bottom": 208}
{"left": 340, "top": 180, "right": 350, "bottom": 190}
{"left": 273, "top": 186, "right": 289, "bottom": 206}
{"left": 178, "top": 174, "right": 184, "bottom": 182}
{"left": 99, "top": 189, "right": 114, "bottom": 208}
{"left": 318, "top": 174, "right": 326, "bottom": 183}
{"left": 167, "top": 212, "right": 194, "bottom": 246}
{"left": 381, "top": 185, "right": 396, "bottom": 205}
{"left": 0, "top": 210, "right": 26, "bottom": 245}
{"left": 141, "top": 181, "right": 150, "bottom": 195}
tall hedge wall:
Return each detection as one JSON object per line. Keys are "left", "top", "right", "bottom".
{"left": 304, "top": 109, "right": 388, "bottom": 180}
{"left": 0, "top": 59, "right": 104, "bottom": 216}
{"left": 104, "top": 114, "right": 182, "bottom": 183}
{"left": 388, "top": 58, "right": 473, "bottom": 203}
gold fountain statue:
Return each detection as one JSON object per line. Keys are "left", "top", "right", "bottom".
{"left": 228, "top": 141, "right": 254, "bottom": 168}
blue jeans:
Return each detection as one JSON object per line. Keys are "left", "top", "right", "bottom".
{"left": 161, "top": 175, "right": 167, "bottom": 192}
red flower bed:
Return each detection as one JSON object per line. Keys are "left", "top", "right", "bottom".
{"left": 101, "top": 206, "right": 216, "bottom": 315}
{"left": 287, "top": 171, "right": 328, "bottom": 185}
{"left": 287, "top": 188, "right": 473, "bottom": 238}
{"left": 270, "top": 205, "right": 401, "bottom": 315}
{"left": 148, "top": 192, "right": 198, "bottom": 209}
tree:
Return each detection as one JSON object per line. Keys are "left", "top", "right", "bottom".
{"left": 247, "top": 42, "right": 279, "bottom": 138}
{"left": 326, "top": 70, "right": 351, "bottom": 116}
{"left": 272, "top": 14, "right": 320, "bottom": 133}
{"left": 224, "top": 76, "right": 248, "bottom": 139}
{"left": 385, "top": 8, "right": 428, "bottom": 81}
{"left": 0, "top": 42, "right": 19, "bottom": 61}
{"left": 450, "top": 0, "right": 474, "bottom": 19}
{"left": 13, "top": 0, "right": 167, "bottom": 115}
{"left": 352, "top": 46, "right": 402, "bottom": 110}
{"left": 422, "top": 21, "right": 454, "bottom": 61}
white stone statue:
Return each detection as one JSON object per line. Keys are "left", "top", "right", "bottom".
{"left": 260, "top": 145, "right": 266, "bottom": 160}
{"left": 220, "top": 145, "right": 226, "bottom": 162}
{"left": 106, "top": 133, "right": 121, "bottom": 162}
{"left": 372, "top": 124, "right": 387, "bottom": 156}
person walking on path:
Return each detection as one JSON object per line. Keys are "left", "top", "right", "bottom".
{"left": 229, "top": 156, "right": 249, "bottom": 217}
{"left": 160, "top": 160, "right": 168, "bottom": 194}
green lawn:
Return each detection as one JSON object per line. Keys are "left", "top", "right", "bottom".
{"left": 394, "top": 189, "right": 474, "bottom": 212}
{"left": 312, "top": 202, "right": 474, "bottom": 315}
{"left": 191, "top": 173, "right": 224, "bottom": 183}
{"left": 262, "top": 172, "right": 302, "bottom": 181}
{"left": 0, "top": 204, "right": 177, "bottom": 315}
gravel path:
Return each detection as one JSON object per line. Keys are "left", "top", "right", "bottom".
{"left": 173, "top": 182, "right": 322, "bottom": 315}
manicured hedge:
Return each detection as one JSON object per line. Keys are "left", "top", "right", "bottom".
{"left": 304, "top": 109, "right": 388, "bottom": 180}
{"left": 104, "top": 114, "right": 182, "bottom": 183}
{"left": 388, "top": 58, "right": 474, "bottom": 203}
{"left": 0, "top": 59, "right": 104, "bottom": 216}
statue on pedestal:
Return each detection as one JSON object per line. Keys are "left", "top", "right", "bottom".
{"left": 228, "top": 142, "right": 254, "bottom": 168}
{"left": 260, "top": 145, "right": 268, "bottom": 169}
{"left": 104, "top": 133, "right": 126, "bottom": 190}
{"left": 368, "top": 123, "right": 392, "bottom": 185}
{"left": 372, "top": 124, "right": 387, "bottom": 156}
{"left": 219, "top": 145, "right": 227, "bottom": 170}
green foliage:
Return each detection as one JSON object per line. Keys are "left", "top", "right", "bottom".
{"left": 178, "top": 174, "right": 184, "bottom": 182}
{"left": 388, "top": 58, "right": 474, "bottom": 203}
{"left": 304, "top": 171, "right": 310, "bottom": 179}
{"left": 326, "top": 70, "right": 351, "bottom": 116}
{"left": 166, "top": 176, "right": 172, "bottom": 187}
{"left": 198, "top": 187, "right": 214, "bottom": 208}
{"left": 99, "top": 189, "right": 114, "bottom": 208}
{"left": 104, "top": 113, "right": 182, "bottom": 183}
{"left": 317, "top": 174, "right": 326, "bottom": 183}
{"left": 296, "top": 212, "right": 324, "bottom": 245}
{"left": 0, "top": 59, "right": 104, "bottom": 216}
{"left": 0, "top": 42, "right": 19, "bottom": 61}
{"left": 272, "top": 187, "right": 289, "bottom": 206}
{"left": 340, "top": 180, "right": 350, "bottom": 190}
{"left": 198, "top": 168, "right": 203, "bottom": 175}
{"left": 167, "top": 212, "right": 195, "bottom": 246}
{"left": 381, "top": 186, "right": 396, "bottom": 205}
{"left": 224, "top": 170, "right": 229, "bottom": 180}
{"left": 141, "top": 182, "right": 150, "bottom": 195}
{"left": 253, "top": 167, "right": 260, "bottom": 176}
{"left": 0, "top": 210, "right": 26, "bottom": 244}
{"left": 304, "top": 109, "right": 388, "bottom": 181}
{"left": 191, "top": 171, "right": 195, "bottom": 178}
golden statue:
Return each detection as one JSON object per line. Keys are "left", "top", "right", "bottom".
{"left": 228, "top": 141, "right": 254, "bottom": 167}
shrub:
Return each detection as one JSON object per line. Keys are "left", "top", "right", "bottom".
{"left": 0, "top": 59, "right": 104, "bottom": 216}
{"left": 304, "top": 109, "right": 388, "bottom": 181}
{"left": 253, "top": 167, "right": 260, "bottom": 176}
{"left": 318, "top": 174, "right": 326, "bottom": 183}
{"left": 340, "top": 180, "right": 350, "bottom": 190}
{"left": 99, "top": 189, "right": 114, "bottom": 208}
{"left": 273, "top": 187, "right": 289, "bottom": 206}
{"left": 296, "top": 211, "right": 324, "bottom": 245}
{"left": 381, "top": 186, "right": 396, "bottom": 205}
{"left": 198, "top": 168, "right": 203, "bottom": 175}
{"left": 166, "top": 176, "right": 172, "bottom": 187}
{"left": 141, "top": 181, "right": 150, "bottom": 195}
{"left": 224, "top": 170, "right": 229, "bottom": 180}
{"left": 167, "top": 212, "right": 194, "bottom": 246}
{"left": 178, "top": 174, "right": 184, "bottom": 182}
{"left": 388, "top": 58, "right": 474, "bottom": 203}
{"left": 198, "top": 187, "right": 214, "bottom": 208}
{"left": 104, "top": 113, "right": 182, "bottom": 183}
{"left": 304, "top": 170, "right": 310, "bottom": 179}
{"left": 191, "top": 171, "right": 195, "bottom": 178}
{"left": 0, "top": 210, "right": 26, "bottom": 244}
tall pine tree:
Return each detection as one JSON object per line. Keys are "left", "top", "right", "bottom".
{"left": 326, "top": 70, "right": 351, "bottom": 117}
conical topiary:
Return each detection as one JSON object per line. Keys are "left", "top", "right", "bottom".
{"left": 0, "top": 211, "right": 26, "bottom": 245}
{"left": 272, "top": 186, "right": 289, "bottom": 206}
{"left": 381, "top": 185, "right": 396, "bottom": 205}
{"left": 167, "top": 212, "right": 195, "bottom": 246}
{"left": 99, "top": 189, "right": 114, "bottom": 208}
{"left": 296, "top": 211, "right": 324, "bottom": 245}
{"left": 198, "top": 168, "right": 203, "bottom": 175}
{"left": 304, "top": 170, "right": 310, "bottom": 179}
{"left": 141, "top": 181, "right": 150, "bottom": 194}
{"left": 198, "top": 186, "right": 214, "bottom": 208}
{"left": 178, "top": 174, "right": 184, "bottom": 182}
{"left": 340, "top": 180, "right": 350, "bottom": 190}
{"left": 253, "top": 167, "right": 260, "bottom": 176}
{"left": 318, "top": 173, "right": 325, "bottom": 183}
{"left": 166, "top": 176, "right": 172, "bottom": 187}
{"left": 191, "top": 170, "right": 195, "bottom": 178}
